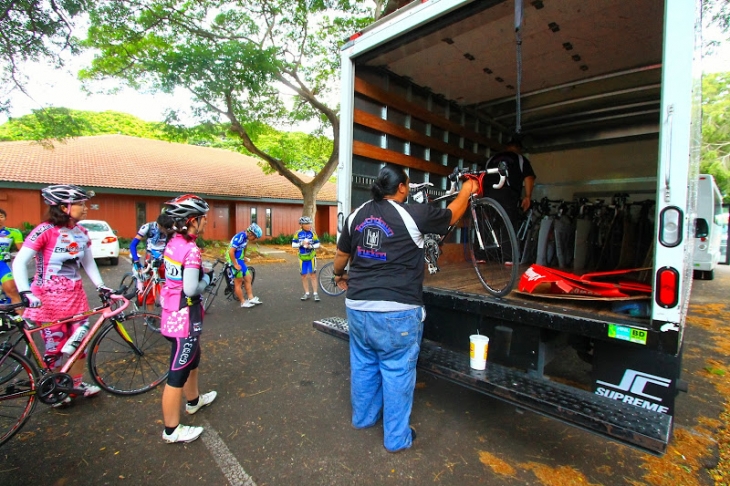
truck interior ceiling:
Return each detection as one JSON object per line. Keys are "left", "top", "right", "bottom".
{"left": 357, "top": 0, "right": 664, "bottom": 154}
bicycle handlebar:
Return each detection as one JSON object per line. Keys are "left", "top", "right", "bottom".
{"left": 446, "top": 163, "right": 509, "bottom": 195}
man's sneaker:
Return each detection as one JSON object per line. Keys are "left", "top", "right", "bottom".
{"left": 313, "top": 294, "right": 320, "bottom": 302}
{"left": 74, "top": 382, "right": 101, "bottom": 398}
{"left": 250, "top": 296, "right": 262, "bottom": 305}
{"left": 162, "top": 424, "right": 204, "bottom": 444}
{"left": 301, "top": 293, "right": 310, "bottom": 301}
{"left": 186, "top": 390, "right": 217, "bottom": 415}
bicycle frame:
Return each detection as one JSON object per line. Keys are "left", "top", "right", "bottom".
{"left": 411, "top": 165, "right": 508, "bottom": 274}
{"left": 134, "top": 259, "right": 164, "bottom": 305}
{"left": 0, "top": 295, "right": 130, "bottom": 377}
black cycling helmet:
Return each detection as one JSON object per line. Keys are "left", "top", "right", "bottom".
{"left": 41, "top": 184, "right": 95, "bottom": 206}
{"left": 162, "top": 194, "right": 210, "bottom": 220}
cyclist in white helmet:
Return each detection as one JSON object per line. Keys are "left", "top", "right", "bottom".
{"left": 12, "top": 184, "right": 113, "bottom": 406}
{"left": 292, "top": 216, "right": 320, "bottom": 302}
{"left": 226, "top": 223, "right": 262, "bottom": 308}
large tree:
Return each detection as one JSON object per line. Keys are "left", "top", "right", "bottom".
{"left": 81, "top": 0, "right": 385, "bottom": 220}
{"left": 701, "top": 72, "right": 730, "bottom": 200}
{"left": 0, "top": 0, "right": 91, "bottom": 113}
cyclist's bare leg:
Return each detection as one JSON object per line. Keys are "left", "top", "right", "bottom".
{"left": 233, "top": 276, "right": 245, "bottom": 303}
{"left": 162, "top": 369, "right": 200, "bottom": 428}
{"left": 243, "top": 273, "right": 254, "bottom": 300}
{"left": 2, "top": 279, "right": 23, "bottom": 315}
{"left": 301, "top": 273, "right": 312, "bottom": 294}
{"left": 308, "top": 273, "right": 317, "bottom": 293}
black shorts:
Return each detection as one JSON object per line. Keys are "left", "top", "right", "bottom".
{"left": 166, "top": 335, "right": 201, "bottom": 387}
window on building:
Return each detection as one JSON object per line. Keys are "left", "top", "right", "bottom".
{"left": 136, "top": 202, "right": 146, "bottom": 229}
{"left": 265, "top": 208, "right": 272, "bottom": 236}
{"left": 250, "top": 207, "right": 257, "bottom": 225}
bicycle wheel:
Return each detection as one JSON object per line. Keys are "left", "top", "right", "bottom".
{"left": 202, "top": 273, "right": 225, "bottom": 312}
{"left": 88, "top": 312, "right": 169, "bottom": 395}
{"left": 318, "top": 262, "right": 345, "bottom": 296}
{"left": 140, "top": 280, "right": 163, "bottom": 314}
{"left": 118, "top": 272, "right": 138, "bottom": 301}
{"left": 0, "top": 333, "right": 30, "bottom": 384}
{"left": 0, "top": 350, "right": 37, "bottom": 447}
{"left": 468, "top": 197, "right": 519, "bottom": 297}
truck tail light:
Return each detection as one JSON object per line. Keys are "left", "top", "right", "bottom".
{"left": 659, "top": 206, "right": 682, "bottom": 247}
{"left": 656, "top": 267, "right": 679, "bottom": 308}
{"left": 102, "top": 236, "right": 117, "bottom": 244}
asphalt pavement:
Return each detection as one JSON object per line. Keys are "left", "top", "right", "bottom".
{"left": 0, "top": 254, "right": 727, "bottom": 485}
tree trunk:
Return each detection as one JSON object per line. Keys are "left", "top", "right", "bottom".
{"left": 301, "top": 185, "right": 318, "bottom": 225}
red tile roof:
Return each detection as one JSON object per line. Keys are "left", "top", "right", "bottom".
{"left": 0, "top": 134, "right": 336, "bottom": 202}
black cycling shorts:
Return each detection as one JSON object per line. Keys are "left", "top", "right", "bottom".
{"left": 166, "top": 335, "right": 201, "bottom": 388}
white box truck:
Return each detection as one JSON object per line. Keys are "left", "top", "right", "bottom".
{"left": 314, "top": 0, "right": 701, "bottom": 455}
{"left": 692, "top": 174, "right": 723, "bottom": 280}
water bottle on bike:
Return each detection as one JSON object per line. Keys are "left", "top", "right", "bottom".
{"left": 61, "top": 323, "right": 90, "bottom": 355}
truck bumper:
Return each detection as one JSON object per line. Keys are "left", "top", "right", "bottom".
{"left": 314, "top": 316, "right": 672, "bottom": 455}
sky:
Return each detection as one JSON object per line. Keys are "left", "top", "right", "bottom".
{"left": 2, "top": 23, "right": 729, "bottom": 127}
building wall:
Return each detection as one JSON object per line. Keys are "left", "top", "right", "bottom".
{"left": 0, "top": 187, "right": 337, "bottom": 242}
{"left": 0, "top": 188, "right": 43, "bottom": 232}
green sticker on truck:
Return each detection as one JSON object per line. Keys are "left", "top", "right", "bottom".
{"left": 607, "top": 324, "right": 648, "bottom": 345}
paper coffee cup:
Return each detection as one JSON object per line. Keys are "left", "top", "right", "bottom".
{"left": 469, "top": 335, "right": 489, "bottom": 370}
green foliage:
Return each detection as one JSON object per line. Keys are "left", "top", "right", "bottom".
{"left": 320, "top": 233, "right": 337, "bottom": 244}
{"left": 0, "top": 108, "right": 169, "bottom": 143}
{"left": 118, "top": 237, "right": 133, "bottom": 248}
{"left": 19, "top": 222, "right": 35, "bottom": 239}
{"left": 701, "top": 72, "right": 730, "bottom": 201}
{"left": 0, "top": 107, "right": 333, "bottom": 173}
{"left": 261, "top": 233, "right": 295, "bottom": 245}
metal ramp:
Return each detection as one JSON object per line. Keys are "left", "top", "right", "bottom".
{"left": 313, "top": 316, "right": 672, "bottom": 455}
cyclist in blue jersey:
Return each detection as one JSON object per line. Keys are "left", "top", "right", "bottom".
{"left": 130, "top": 216, "right": 172, "bottom": 270}
{"left": 292, "top": 216, "right": 320, "bottom": 302}
{"left": 227, "top": 223, "right": 262, "bottom": 308}
{"left": 0, "top": 208, "right": 24, "bottom": 308}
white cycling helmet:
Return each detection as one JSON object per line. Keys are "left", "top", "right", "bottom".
{"left": 247, "top": 223, "right": 262, "bottom": 239}
{"left": 163, "top": 194, "right": 210, "bottom": 220}
{"left": 299, "top": 216, "right": 313, "bottom": 225}
{"left": 41, "top": 184, "right": 94, "bottom": 206}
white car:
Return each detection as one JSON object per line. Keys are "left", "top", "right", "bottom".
{"left": 78, "top": 219, "right": 120, "bottom": 265}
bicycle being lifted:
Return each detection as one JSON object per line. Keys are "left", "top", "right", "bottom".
{"left": 319, "top": 165, "right": 519, "bottom": 298}
{"left": 0, "top": 289, "right": 169, "bottom": 447}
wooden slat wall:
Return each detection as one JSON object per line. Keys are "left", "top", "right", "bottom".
{"left": 352, "top": 77, "right": 506, "bottom": 174}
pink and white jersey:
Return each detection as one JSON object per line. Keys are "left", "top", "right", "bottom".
{"left": 24, "top": 222, "right": 91, "bottom": 286}
{"left": 160, "top": 233, "right": 202, "bottom": 338}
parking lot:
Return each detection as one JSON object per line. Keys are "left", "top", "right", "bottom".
{"left": 0, "top": 254, "right": 728, "bottom": 485}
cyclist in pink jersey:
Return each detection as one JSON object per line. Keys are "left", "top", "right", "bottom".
{"left": 12, "top": 185, "right": 114, "bottom": 405}
{"left": 158, "top": 194, "right": 217, "bottom": 444}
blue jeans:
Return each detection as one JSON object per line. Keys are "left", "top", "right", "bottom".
{"left": 347, "top": 306, "right": 423, "bottom": 452}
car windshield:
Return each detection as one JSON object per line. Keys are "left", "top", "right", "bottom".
{"left": 80, "top": 222, "right": 110, "bottom": 232}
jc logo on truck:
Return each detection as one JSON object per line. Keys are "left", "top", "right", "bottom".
{"left": 595, "top": 369, "right": 672, "bottom": 413}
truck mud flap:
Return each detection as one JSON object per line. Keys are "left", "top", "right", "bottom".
{"left": 313, "top": 316, "right": 672, "bottom": 455}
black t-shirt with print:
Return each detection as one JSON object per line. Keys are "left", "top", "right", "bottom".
{"left": 337, "top": 199, "right": 452, "bottom": 306}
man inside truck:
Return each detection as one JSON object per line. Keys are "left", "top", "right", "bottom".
{"left": 332, "top": 164, "right": 480, "bottom": 453}
{"left": 484, "top": 136, "right": 536, "bottom": 263}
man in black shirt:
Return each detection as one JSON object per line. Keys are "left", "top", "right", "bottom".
{"left": 484, "top": 137, "right": 537, "bottom": 263}
{"left": 332, "top": 164, "right": 479, "bottom": 453}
